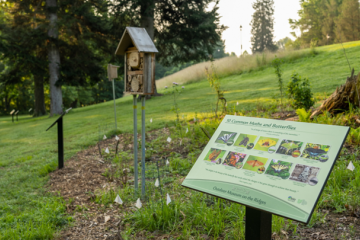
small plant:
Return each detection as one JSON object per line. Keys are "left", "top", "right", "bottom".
{"left": 310, "top": 38, "right": 318, "bottom": 55}
{"left": 296, "top": 108, "right": 312, "bottom": 122}
{"left": 272, "top": 56, "right": 284, "bottom": 111}
{"left": 205, "top": 59, "right": 226, "bottom": 117}
{"left": 287, "top": 72, "right": 315, "bottom": 110}
{"left": 169, "top": 82, "right": 183, "bottom": 136}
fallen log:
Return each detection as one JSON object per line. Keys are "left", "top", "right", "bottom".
{"left": 311, "top": 69, "right": 360, "bottom": 118}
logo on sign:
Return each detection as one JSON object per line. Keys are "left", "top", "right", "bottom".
{"left": 288, "top": 196, "right": 296, "bottom": 202}
{"left": 297, "top": 199, "right": 308, "bottom": 205}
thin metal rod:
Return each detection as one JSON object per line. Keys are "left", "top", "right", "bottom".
{"left": 112, "top": 78, "right": 117, "bottom": 132}
{"left": 57, "top": 117, "right": 64, "bottom": 169}
{"left": 133, "top": 95, "right": 138, "bottom": 191}
{"left": 141, "top": 96, "right": 146, "bottom": 198}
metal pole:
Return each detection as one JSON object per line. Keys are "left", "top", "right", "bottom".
{"left": 141, "top": 96, "right": 146, "bottom": 198}
{"left": 245, "top": 207, "right": 272, "bottom": 240}
{"left": 240, "top": 25, "right": 243, "bottom": 56}
{"left": 111, "top": 78, "right": 117, "bottom": 132}
{"left": 57, "top": 117, "right": 64, "bottom": 169}
{"left": 12, "top": 114, "right": 14, "bottom": 123}
{"left": 133, "top": 95, "right": 138, "bottom": 192}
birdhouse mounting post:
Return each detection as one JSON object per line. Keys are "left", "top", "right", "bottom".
{"left": 133, "top": 95, "right": 139, "bottom": 192}
{"left": 141, "top": 96, "right": 146, "bottom": 198}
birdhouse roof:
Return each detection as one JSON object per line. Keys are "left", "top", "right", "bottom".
{"left": 115, "top": 27, "right": 158, "bottom": 55}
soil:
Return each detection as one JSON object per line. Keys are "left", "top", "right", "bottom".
{"left": 50, "top": 129, "right": 360, "bottom": 240}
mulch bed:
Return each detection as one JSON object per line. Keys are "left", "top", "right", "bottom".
{"left": 49, "top": 129, "right": 360, "bottom": 240}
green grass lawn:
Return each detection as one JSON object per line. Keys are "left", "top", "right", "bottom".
{"left": 1, "top": 41, "right": 360, "bottom": 238}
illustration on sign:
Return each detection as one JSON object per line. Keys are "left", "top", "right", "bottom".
{"left": 182, "top": 115, "right": 349, "bottom": 223}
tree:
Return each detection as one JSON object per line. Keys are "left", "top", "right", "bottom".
{"left": 46, "top": 0, "right": 62, "bottom": 115}
{"left": 212, "top": 40, "right": 230, "bottom": 59}
{"left": 335, "top": 0, "right": 360, "bottom": 42}
{"left": 112, "top": 0, "right": 225, "bottom": 94}
{"left": 250, "top": 0, "right": 277, "bottom": 53}
{"left": 0, "top": 0, "right": 117, "bottom": 116}
{"left": 0, "top": 2, "right": 49, "bottom": 116}
{"left": 276, "top": 37, "right": 291, "bottom": 50}
{"left": 289, "top": 0, "right": 346, "bottom": 47}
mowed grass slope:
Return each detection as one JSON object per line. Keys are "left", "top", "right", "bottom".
{"left": 1, "top": 41, "right": 360, "bottom": 238}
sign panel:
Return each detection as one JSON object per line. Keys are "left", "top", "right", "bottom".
{"left": 182, "top": 115, "right": 349, "bottom": 223}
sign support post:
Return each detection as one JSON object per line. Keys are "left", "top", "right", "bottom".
{"left": 57, "top": 116, "right": 64, "bottom": 169}
{"left": 141, "top": 96, "right": 146, "bottom": 198}
{"left": 15, "top": 111, "right": 19, "bottom": 121}
{"left": 246, "top": 207, "right": 272, "bottom": 240}
{"left": 46, "top": 108, "right": 72, "bottom": 169}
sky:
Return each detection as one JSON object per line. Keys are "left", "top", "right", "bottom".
{"left": 214, "top": 0, "right": 301, "bottom": 55}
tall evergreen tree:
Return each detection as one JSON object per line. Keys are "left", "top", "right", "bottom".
{"left": 250, "top": 0, "right": 277, "bottom": 53}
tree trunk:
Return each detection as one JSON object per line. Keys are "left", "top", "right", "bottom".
{"left": 47, "top": 0, "right": 63, "bottom": 116}
{"left": 140, "top": 0, "right": 161, "bottom": 98}
{"left": 311, "top": 69, "right": 360, "bottom": 118}
{"left": 33, "top": 75, "right": 47, "bottom": 117}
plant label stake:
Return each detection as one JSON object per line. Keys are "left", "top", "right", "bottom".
{"left": 107, "top": 64, "right": 120, "bottom": 133}
{"left": 15, "top": 110, "right": 19, "bottom": 121}
{"left": 45, "top": 108, "right": 72, "bottom": 169}
{"left": 115, "top": 27, "right": 158, "bottom": 196}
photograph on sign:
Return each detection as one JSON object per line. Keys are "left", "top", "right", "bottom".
{"left": 234, "top": 133, "right": 258, "bottom": 148}
{"left": 215, "top": 131, "right": 237, "bottom": 145}
{"left": 301, "top": 143, "right": 330, "bottom": 161}
{"left": 203, "top": 148, "right": 226, "bottom": 164}
{"left": 242, "top": 155, "right": 268, "bottom": 173}
{"left": 265, "top": 159, "right": 293, "bottom": 179}
{"left": 223, "top": 151, "right": 247, "bottom": 169}
{"left": 182, "top": 115, "right": 349, "bottom": 223}
{"left": 276, "top": 139, "right": 303, "bottom": 157}
{"left": 254, "top": 136, "right": 279, "bottom": 152}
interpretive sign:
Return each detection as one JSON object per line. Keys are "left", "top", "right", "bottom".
{"left": 182, "top": 115, "right": 349, "bottom": 224}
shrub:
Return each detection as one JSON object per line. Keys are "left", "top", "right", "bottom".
{"left": 287, "top": 72, "right": 315, "bottom": 110}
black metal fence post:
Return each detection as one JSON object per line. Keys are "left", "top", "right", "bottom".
{"left": 245, "top": 206, "right": 272, "bottom": 240}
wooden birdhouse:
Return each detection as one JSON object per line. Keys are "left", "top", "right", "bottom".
{"left": 115, "top": 27, "right": 158, "bottom": 95}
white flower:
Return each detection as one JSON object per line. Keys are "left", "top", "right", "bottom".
{"left": 165, "top": 86, "right": 168, "bottom": 89}
{"left": 182, "top": 86, "right": 185, "bottom": 89}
